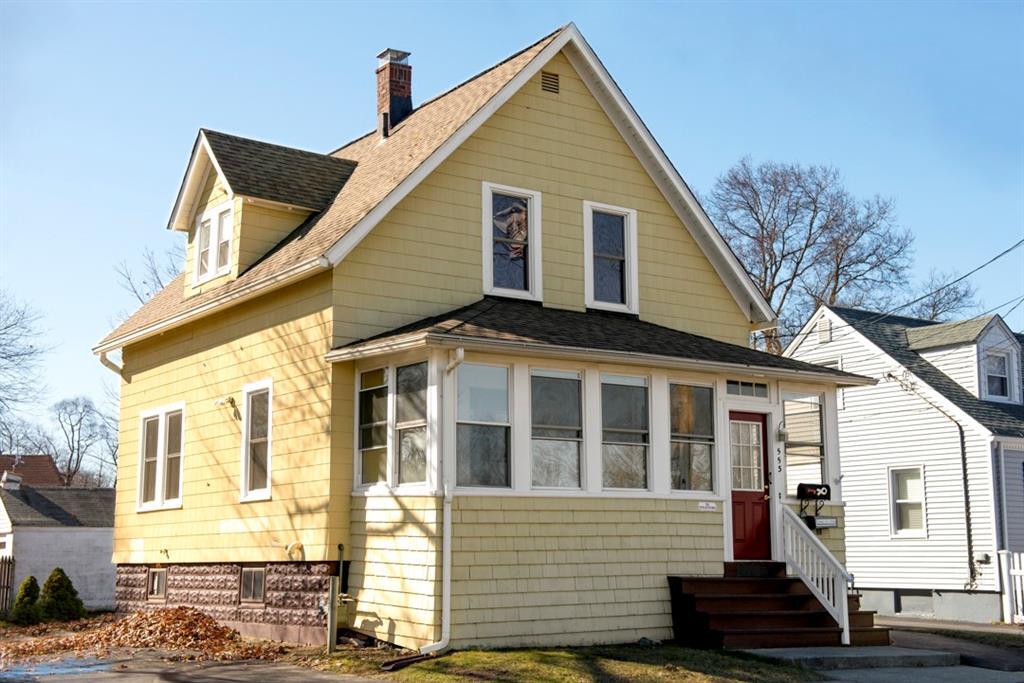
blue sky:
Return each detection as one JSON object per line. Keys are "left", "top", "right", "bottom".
{"left": 1, "top": 1, "right": 1022, "bottom": 411}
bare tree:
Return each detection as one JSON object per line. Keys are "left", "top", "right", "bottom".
{"left": 0, "top": 414, "right": 52, "bottom": 457}
{"left": 0, "top": 289, "right": 47, "bottom": 413}
{"left": 50, "top": 397, "right": 105, "bottom": 486}
{"left": 707, "top": 158, "right": 912, "bottom": 352}
{"left": 115, "top": 243, "right": 184, "bottom": 305}
{"left": 907, "top": 269, "right": 980, "bottom": 321}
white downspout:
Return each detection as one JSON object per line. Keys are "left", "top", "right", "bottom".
{"left": 98, "top": 351, "right": 124, "bottom": 378}
{"left": 420, "top": 347, "right": 462, "bottom": 656}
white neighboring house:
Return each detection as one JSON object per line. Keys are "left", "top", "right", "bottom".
{"left": 786, "top": 306, "right": 1024, "bottom": 623}
{"left": 0, "top": 472, "right": 116, "bottom": 610}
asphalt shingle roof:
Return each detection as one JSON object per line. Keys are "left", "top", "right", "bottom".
{"left": 829, "top": 306, "right": 1024, "bottom": 438}
{"left": 905, "top": 315, "right": 995, "bottom": 350}
{"left": 338, "top": 297, "right": 866, "bottom": 384}
{"left": 0, "top": 455, "right": 63, "bottom": 486}
{"left": 201, "top": 129, "right": 357, "bottom": 211}
{"left": 0, "top": 486, "right": 115, "bottom": 527}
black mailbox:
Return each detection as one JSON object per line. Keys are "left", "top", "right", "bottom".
{"left": 796, "top": 483, "right": 830, "bottom": 500}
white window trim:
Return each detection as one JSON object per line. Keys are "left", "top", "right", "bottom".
{"left": 192, "top": 198, "right": 233, "bottom": 285}
{"left": 583, "top": 200, "right": 639, "bottom": 314}
{"left": 981, "top": 350, "right": 1013, "bottom": 403}
{"left": 482, "top": 182, "right": 543, "bottom": 301}
{"left": 529, "top": 368, "right": 585, "bottom": 491}
{"left": 599, "top": 372, "right": 652, "bottom": 492}
{"left": 240, "top": 378, "right": 273, "bottom": 503}
{"left": 136, "top": 402, "right": 185, "bottom": 512}
{"left": 889, "top": 465, "right": 927, "bottom": 538}
{"left": 668, "top": 380, "right": 717, "bottom": 493}
{"left": 355, "top": 366, "right": 391, "bottom": 493}
{"left": 455, "top": 361, "right": 514, "bottom": 490}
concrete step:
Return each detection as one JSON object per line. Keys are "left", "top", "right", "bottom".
{"left": 743, "top": 646, "right": 960, "bottom": 670}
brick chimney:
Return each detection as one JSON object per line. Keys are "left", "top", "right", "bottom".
{"left": 376, "top": 48, "right": 412, "bottom": 138}
{"left": 1, "top": 471, "right": 22, "bottom": 491}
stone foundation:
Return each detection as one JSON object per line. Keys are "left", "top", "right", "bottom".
{"left": 116, "top": 561, "right": 338, "bottom": 645}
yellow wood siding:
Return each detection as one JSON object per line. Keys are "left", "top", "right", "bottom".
{"left": 333, "top": 50, "right": 751, "bottom": 348}
{"left": 113, "top": 273, "right": 347, "bottom": 564}
{"left": 448, "top": 497, "right": 723, "bottom": 647}
{"left": 236, "top": 202, "right": 311, "bottom": 275}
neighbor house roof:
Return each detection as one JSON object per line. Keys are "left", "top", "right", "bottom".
{"left": 829, "top": 306, "right": 1024, "bottom": 438}
{"left": 328, "top": 297, "right": 871, "bottom": 386}
{"left": 905, "top": 315, "right": 996, "bottom": 351}
{"left": 0, "top": 455, "right": 63, "bottom": 486}
{"left": 96, "top": 24, "right": 776, "bottom": 354}
{"left": 0, "top": 486, "right": 115, "bottom": 528}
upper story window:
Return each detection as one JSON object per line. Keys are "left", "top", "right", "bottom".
{"left": 482, "top": 182, "right": 542, "bottom": 301}
{"left": 601, "top": 374, "right": 649, "bottom": 490}
{"left": 669, "top": 384, "right": 714, "bottom": 491}
{"left": 138, "top": 403, "right": 184, "bottom": 511}
{"left": 195, "top": 200, "right": 232, "bottom": 284}
{"left": 983, "top": 351, "right": 1010, "bottom": 399}
{"left": 241, "top": 380, "right": 272, "bottom": 502}
{"left": 456, "top": 363, "right": 511, "bottom": 488}
{"left": 531, "top": 370, "right": 583, "bottom": 489}
{"left": 583, "top": 201, "right": 639, "bottom": 314}
{"left": 783, "top": 392, "right": 825, "bottom": 495}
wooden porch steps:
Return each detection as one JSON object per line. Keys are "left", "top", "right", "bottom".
{"left": 668, "top": 562, "right": 891, "bottom": 649}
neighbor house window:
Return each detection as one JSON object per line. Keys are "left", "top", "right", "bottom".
{"left": 531, "top": 370, "right": 583, "bottom": 489}
{"left": 240, "top": 567, "right": 266, "bottom": 603}
{"left": 138, "top": 404, "right": 184, "bottom": 510}
{"left": 583, "top": 201, "right": 638, "bottom": 313}
{"left": 891, "top": 467, "right": 925, "bottom": 534}
{"left": 241, "top": 380, "right": 272, "bottom": 501}
{"left": 783, "top": 392, "right": 825, "bottom": 496}
{"left": 457, "top": 364, "right": 511, "bottom": 487}
{"left": 983, "top": 352, "right": 1010, "bottom": 399}
{"left": 358, "top": 368, "right": 388, "bottom": 486}
{"left": 195, "top": 201, "right": 232, "bottom": 283}
{"left": 396, "top": 362, "right": 428, "bottom": 485}
{"left": 727, "top": 380, "right": 768, "bottom": 398}
{"left": 482, "top": 182, "right": 542, "bottom": 300}
{"left": 670, "top": 384, "right": 714, "bottom": 491}
{"left": 601, "top": 374, "right": 649, "bottom": 489}
{"left": 147, "top": 568, "right": 167, "bottom": 600}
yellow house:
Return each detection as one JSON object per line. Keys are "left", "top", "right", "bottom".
{"left": 95, "top": 24, "right": 882, "bottom": 650}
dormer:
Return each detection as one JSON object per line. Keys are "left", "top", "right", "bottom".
{"left": 167, "top": 129, "right": 357, "bottom": 297}
{"left": 907, "top": 314, "right": 1022, "bottom": 404}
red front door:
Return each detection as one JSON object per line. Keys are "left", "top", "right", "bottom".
{"left": 730, "top": 411, "right": 771, "bottom": 560}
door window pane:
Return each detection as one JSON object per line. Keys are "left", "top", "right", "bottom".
{"left": 531, "top": 374, "right": 582, "bottom": 488}
{"left": 730, "top": 421, "right": 763, "bottom": 491}
{"left": 492, "top": 193, "right": 529, "bottom": 291}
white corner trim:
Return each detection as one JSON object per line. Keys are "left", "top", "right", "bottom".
{"left": 582, "top": 199, "right": 639, "bottom": 314}
{"left": 482, "top": 181, "right": 544, "bottom": 301}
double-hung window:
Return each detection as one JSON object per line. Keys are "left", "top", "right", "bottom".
{"left": 783, "top": 392, "right": 825, "bottom": 495}
{"left": 241, "top": 380, "right": 272, "bottom": 501}
{"left": 396, "top": 362, "right": 428, "bottom": 485}
{"left": 601, "top": 374, "right": 649, "bottom": 489}
{"left": 195, "top": 200, "right": 233, "bottom": 283}
{"left": 456, "top": 364, "right": 511, "bottom": 488}
{"left": 358, "top": 369, "right": 388, "bottom": 486}
{"left": 890, "top": 467, "right": 925, "bottom": 535}
{"left": 583, "top": 201, "right": 638, "bottom": 313}
{"left": 138, "top": 404, "right": 184, "bottom": 510}
{"left": 669, "top": 384, "right": 714, "bottom": 491}
{"left": 482, "top": 182, "right": 542, "bottom": 300}
{"left": 531, "top": 370, "right": 583, "bottom": 488}
{"left": 983, "top": 352, "right": 1010, "bottom": 399}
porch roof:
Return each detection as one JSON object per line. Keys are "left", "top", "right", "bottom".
{"left": 327, "top": 297, "right": 873, "bottom": 386}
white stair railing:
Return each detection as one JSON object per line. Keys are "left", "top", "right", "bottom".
{"left": 781, "top": 506, "right": 851, "bottom": 645}
{"left": 998, "top": 550, "right": 1024, "bottom": 624}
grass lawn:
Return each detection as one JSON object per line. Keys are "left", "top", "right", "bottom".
{"left": 911, "top": 627, "right": 1024, "bottom": 651}
{"left": 288, "top": 642, "right": 821, "bottom": 682}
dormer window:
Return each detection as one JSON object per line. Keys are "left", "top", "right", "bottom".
{"left": 983, "top": 351, "right": 1010, "bottom": 399}
{"left": 195, "top": 200, "right": 232, "bottom": 284}
{"left": 482, "top": 182, "right": 542, "bottom": 301}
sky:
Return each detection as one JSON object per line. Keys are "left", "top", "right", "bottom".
{"left": 1, "top": 0, "right": 1022, "bottom": 413}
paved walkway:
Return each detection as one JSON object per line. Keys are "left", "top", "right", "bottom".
{"left": 889, "top": 630, "right": 1024, "bottom": 672}
{"left": 826, "top": 665, "right": 1024, "bottom": 682}
{"left": 877, "top": 615, "right": 1024, "bottom": 635}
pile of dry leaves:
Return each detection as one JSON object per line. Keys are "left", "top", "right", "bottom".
{"left": 0, "top": 607, "right": 288, "bottom": 662}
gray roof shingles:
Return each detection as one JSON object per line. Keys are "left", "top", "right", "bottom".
{"left": 830, "top": 306, "right": 1024, "bottom": 438}
{"left": 339, "top": 297, "right": 866, "bottom": 384}
{"left": 0, "top": 486, "right": 115, "bottom": 528}
{"left": 905, "top": 315, "right": 995, "bottom": 350}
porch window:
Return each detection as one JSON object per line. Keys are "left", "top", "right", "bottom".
{"left": 358, "top": 368, "right": 388, "bottom": 486}
{"left": 890, "top": 467, "right": 925, "bottom": 534}
{"left": 583, "top": 201, "right": 638, "bottom": 313}
{"left": 601, "top": 374, "right": 649, "bottom": 489}
{"left": 138, "top": 404, "right": 184, "bottom": 510}
{"left": 983, "top": 352, "right": 1010, "bottom": 399}
{"left": 241, "top": 380, "right": 272, "bottom": 501}
{"left": 783, "top": 392, "right": 825, "bottom": 496}
{"left": 396, "top": 362, "right": 428, "bottom": 485}
{"left": 531, "top": 370, "right": 582, "bottom": 488}
{"left": 483, "top": 182, "right": 542, "bottom": 300}
{"left": 457, "top": 364, "right": 511, "bottom": 487}
{"left": 727, "top": 380, "right": 768, "bottom": 398}
{"left": 669, "top": 384, "right": 714, "bottom": 491}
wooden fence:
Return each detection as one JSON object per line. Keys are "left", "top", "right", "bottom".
{"left": 0, "top": 556, "right": 13, "bottom": 613}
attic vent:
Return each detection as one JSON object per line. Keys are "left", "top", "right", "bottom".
{"left": 817, "top": 317, "right": 832, "bottom": 343}
{"left": 541, "top": 71, "right": 560, "bottom": 94}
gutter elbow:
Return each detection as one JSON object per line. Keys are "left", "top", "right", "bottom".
{"left": 99, "top": 351, "right": 124, "bottom": 379}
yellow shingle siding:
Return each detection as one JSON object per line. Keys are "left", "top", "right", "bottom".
{"left": 332, "top": 50, "right": 751, "bottom": 348}
{"left": 236, "top": 202, "right": 311, "bottom": 275}
{"left": 113, "top": 273, "right": 346, "bottom": 564}
{"left": 448, "top": 497, "right": 724, "bottom": 648}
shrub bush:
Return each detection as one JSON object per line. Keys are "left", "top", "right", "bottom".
{"left": 9, "top": 575, "right": 41, "bottom": 625}
{"left": 37, "top": 567, "right": 86, "bottom": 621}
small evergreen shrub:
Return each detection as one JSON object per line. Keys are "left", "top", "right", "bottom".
{"left": 37, "top": 567, "right": 86, "bottom": 622}
{"left": 9, "top": 575, "right": 41, "bottom": 625}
